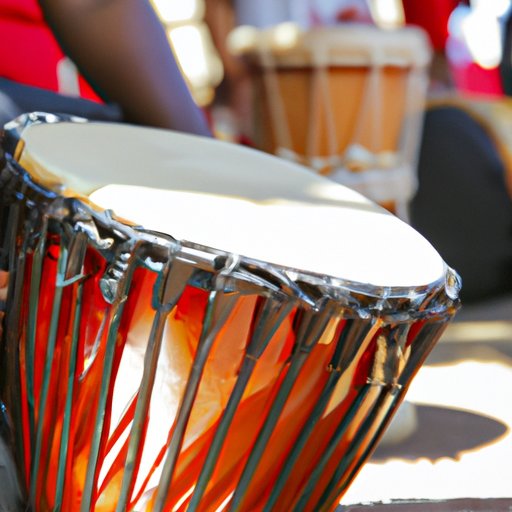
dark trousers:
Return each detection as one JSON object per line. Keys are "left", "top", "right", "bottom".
{"left": 0, "top": 78, "right": 122, "bottom": 127}
{"left": 410, "top": 106, "right": 512, "bottom": 303}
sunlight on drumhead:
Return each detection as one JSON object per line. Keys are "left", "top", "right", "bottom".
{"left": 90, "top": 183, "right": 445, "bottom": 289}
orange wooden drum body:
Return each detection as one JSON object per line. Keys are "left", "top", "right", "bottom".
{"left": 0, "top": 114, "right": 459, "bottom": 512}
{"left": 230, "top": 25, "right": 432, "bottom": 213}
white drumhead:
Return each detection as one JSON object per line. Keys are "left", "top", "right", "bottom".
{"left": 228, "top": 24, "right": 432, "bottom": 68}
{"left": 17, "top": 121, "right": 444, "bottom": 288}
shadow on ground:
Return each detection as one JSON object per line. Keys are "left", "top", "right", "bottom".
{"left": 371, "top": 404, "right": 508, "bottom": 462}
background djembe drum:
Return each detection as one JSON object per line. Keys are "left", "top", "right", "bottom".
{"left": 228, "top": 24, "right": 432, "bottom": 219}
{"left": 0, "top": 113, "right": 459, "bottom": 511}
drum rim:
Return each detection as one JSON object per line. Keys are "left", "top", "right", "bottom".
{"left": 0, "top": 156, "right": 459, "bottom": 320}
{"left": 228, "top": 23, "right": 432, "bottom": 68}
{"left": 0, "top": 112, "right": 460, "bottom": 318}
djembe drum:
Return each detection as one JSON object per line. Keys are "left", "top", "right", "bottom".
{"left": 0, "top": 113, "right": 459, "bottom": 512}
{"left": 228, "top": 24, "right": 432, "bottom": 218}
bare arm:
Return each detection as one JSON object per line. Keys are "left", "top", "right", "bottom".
{"left": 38, "top": 0, "right": 212, "bottom": 135}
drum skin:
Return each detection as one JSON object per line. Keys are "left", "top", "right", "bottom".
{"left": 0, "top": 114, "right": 460, "bottom": 512}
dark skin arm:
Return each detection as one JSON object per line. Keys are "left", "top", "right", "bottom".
{"left": 38, "top": 0, "right": 212, "bottom": 135}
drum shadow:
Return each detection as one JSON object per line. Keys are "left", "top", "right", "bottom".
{"left": 370, "top": 404, "right": 508, "bottom": 462}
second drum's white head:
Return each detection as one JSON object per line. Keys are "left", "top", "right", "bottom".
{"left": 228, "top": 24, "right": 432, "bottom": 69}
{"left": 17, "top": 121, "right": 445, "bottom": 289}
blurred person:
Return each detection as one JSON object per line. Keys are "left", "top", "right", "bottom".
{"left": 234, "top": 0, "right": 292, "bottom": 28}
{"left": 233, "top": 0, "right": 372, "bottom": 28}
{"left": 309, "top": 0, "right": 372, "bottom": 24}
{"left": 205, "top": 0, "right": 253, "bottom": 140}
{"left": 0, "top": 0, "right": 211, "bottom": 135}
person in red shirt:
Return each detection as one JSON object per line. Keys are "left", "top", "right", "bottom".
{"left": 0, "top": 0, "right": 211, "bottom": 135}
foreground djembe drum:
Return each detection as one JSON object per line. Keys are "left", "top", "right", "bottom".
{"left": 0, "top": 113, "right": 459, "bottom": 511}
{"left": 229, "top": 24, "right": 432, "bottom": 217}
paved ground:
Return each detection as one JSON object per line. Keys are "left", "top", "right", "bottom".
{"left": 338, "top": 294, "right": 512, "bottom": 511}
{"left": 343, "top": 498, "right": 512, "bottom": 511}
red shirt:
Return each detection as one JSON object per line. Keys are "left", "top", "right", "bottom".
{"left": 0, "top": 0, "right": 100, "bottom": 100}
{"left": 402, "top": 0, "right": 460, "bottom": 51}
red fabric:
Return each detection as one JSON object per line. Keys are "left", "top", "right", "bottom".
{"left": 402, "top": 0, "right": 460, "bottom": 51}
{"left": 0, "top": 0, "right": 101, "bottom": 101}
{"left": 450, "top": 61, "right": 504, "bottom": 97}
{"left": 0, "top": 0, "right": 41, "bottom": 20}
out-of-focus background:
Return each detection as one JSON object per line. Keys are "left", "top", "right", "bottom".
{"left": 1, "top": 0, "right": 511, "bottom": 509}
